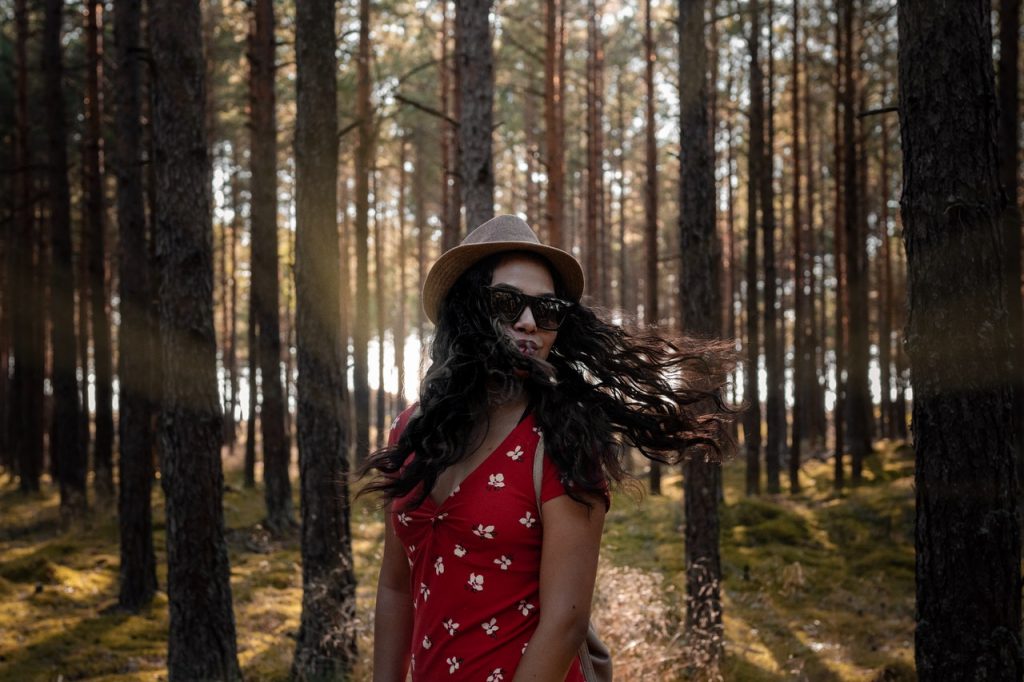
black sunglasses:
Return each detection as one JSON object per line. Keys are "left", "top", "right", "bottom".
{"left": 485, "top": 286, "right": 574, "bottom": 331}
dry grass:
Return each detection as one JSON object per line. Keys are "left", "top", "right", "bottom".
{"left": 0, "top": 441, "right": 916, "bottom": 680}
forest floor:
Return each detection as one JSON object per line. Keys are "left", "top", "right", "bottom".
{"left": 0, "top": 440, "right": 915, "bottom": 681}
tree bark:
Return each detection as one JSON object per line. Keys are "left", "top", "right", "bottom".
{"left": 11, "top": 0, "right": 44, "bottom": 492}
{"left": 832, "top": 11, "right": 846, "bottom": 490}
{"left": 455, "top": 0, "right": 495, "bottom": 230}
{"left": 678, "top": 0, "right": 724, "bottom": 667}
{"left": 114, "top": 0, "right": 157, "bottom": 611}
{"left": 44, "top": 0, "right": 87, "bottom": 519}
{"left": 997, "top": 0, "right": 1022, "bottom": 515}
{"left": 842, "top": 0, "right": 870, "bottom": 485}
{"left": 789, "top": 0, "right": 804, "bottom": 494}
{"left": 149, "top": 0, "right": 241, "bottom": 675}
{"left": 744, "top": 0, "right": 764, "bottom": 496}
{"left": 898, "top": 0, "right": 1022, "bottom": 677}
{"left": 291, "top": 0, "right": 359, "bottom": 671}
{"left": 544, "top": 0, "right": 564, "bottom": 248}
{"left": 761, "top": 0, "right": 782, "bottom": 495}
{"left": 86, "top": 0, "right": 115, "bottom": 501}
{"left": 354, "top": 0, "right": 372, "bottom": 466}
{"left": 643, "top": 0, "right": 662, "bottom": 495}
{"left": 249, "top": 0, "right": 293, "bottom": 533}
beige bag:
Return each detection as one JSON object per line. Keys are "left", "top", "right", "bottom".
{"left": 532, "top": 438, "right": 613, "bottom": 682}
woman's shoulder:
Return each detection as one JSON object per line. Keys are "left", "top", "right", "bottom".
{"left": 387, "top": 403, "right": 421, "bottom": 447}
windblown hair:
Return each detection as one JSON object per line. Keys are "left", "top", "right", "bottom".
{"left": 361, "top": 252, "right": 737, "bottom": 510}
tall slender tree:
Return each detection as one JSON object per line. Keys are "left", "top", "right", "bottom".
{"left": 455, "top": 0, "right": 495, "bottom": 229}
{"left": 744, "top": 0, "right": 764, "bottom": 496}
{"left": 291, "top": 0, "right": 359, "bottom": 672}
{"left": 354, "top": 0, "right": 372, "bottom": 466}
{"left": 842, "top": 0, "right": 870, "bottom": 484}
{"left": 997, "top": 0, "right": 1022, "bottom": 494}
{"left": 789, "top": 0, "right": 805, "bottom": 494}
{"left": 544, "top": 0, "right": 564, "bottom": 248}
{"left": 114, "top": 0, "right": 157, "bottom": 611}
{"left": 11, "top": 0, "right": 44, "bottom": 493}
{"left": 149, "top": 0, "right": 241, "bottom": 675}
{"left": 761, "top": 0, "right": 782, "bottom": 494}
{"left": 644, "top": 0, "right": 662, "bottom": 495}
{"left": 44, "top": 0, "right": 86, "bottom": 519}
{"left": 898, "top": 0, "right": 1022, "bottom": 676}
{"left": 250, "top": 0, "right": 293, "bottom": 532}
{"left": 679, "top": 0, "right": 724, "bottom": 667}
{"left": 86, "top": 0, "right": 115, "bottom": 501}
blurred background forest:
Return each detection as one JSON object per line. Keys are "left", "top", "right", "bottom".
{"left": 0, "top": 0, "right": 1020, "bottom": 679}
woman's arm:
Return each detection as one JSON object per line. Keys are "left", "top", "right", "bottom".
{"left": 372, "top": 506, "right": 414, "bottom": 682}
{"left": 512, "top": 494, "right": 606, "bottom": 681}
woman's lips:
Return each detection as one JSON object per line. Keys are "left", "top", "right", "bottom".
{"left": 515, "top": 339, "right": 539, "bottom": 356}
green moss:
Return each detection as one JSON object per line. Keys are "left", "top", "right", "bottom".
{"left": 0, "top": 554, "right": 58, "bottom": 584}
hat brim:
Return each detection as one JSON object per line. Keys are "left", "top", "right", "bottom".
{"left": 422, "top": 241, "right": 585, "bottom": 324}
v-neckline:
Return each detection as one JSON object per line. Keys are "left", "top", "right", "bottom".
{"left": 425, "top": 412, "right": 531, "bottom": 510}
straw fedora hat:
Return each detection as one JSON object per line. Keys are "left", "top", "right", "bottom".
{"left": 422, "top": 214, "right": 585, "bottom": 324}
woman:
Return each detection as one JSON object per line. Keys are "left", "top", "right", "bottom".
{"left": 365, "top": 215, "right": 733, "bottom": 681}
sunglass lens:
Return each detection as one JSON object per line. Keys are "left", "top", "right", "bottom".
{"left": 489, "top": 289, "right": 524, "bottom": 322}
{"left": 534, "top": 300, "right": 566, "bottom": 330}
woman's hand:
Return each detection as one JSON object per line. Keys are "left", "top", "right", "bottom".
{"left": 372, "top": 506, "right": 413, "bottom": 682}
{"left": 512, "top": 493, "right": 606, "bottom": 681}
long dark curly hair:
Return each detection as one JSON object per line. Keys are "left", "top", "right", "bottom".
{"left": 361, "top": 251, "right": 737, "bottom": 510}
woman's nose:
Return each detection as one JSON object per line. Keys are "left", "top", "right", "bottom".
{"left": 514, "top": 304, "right": 537, "bottom": 332}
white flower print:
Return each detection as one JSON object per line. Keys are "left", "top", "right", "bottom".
{"left": 518, "top": 600, "right": 535, "bottom": 617}
{"left": 443, "top": 618, "right": 460, "bottom": 636}
{"left": 532, "top": 425, "right": 542, "bottom": 435}
{"left": 487, "top": 668, "right": 505, "bottom": 682}
{"left": 521, "top": 642, "right": 529, "bottom": 654}
{"left": 420, "top": 582, "right": 430, "bottom": 601}
{"left": 434, "top": 556, "right": 445, "bottom": 575}
{"left": 467, "top": 573, "right": 484, "bottom": 592}
{"left": 422, "top": 635, "right": 432, "bottom": 650}
{"left": 494, "top": 555, "right": 512, "bottom": 571}
{"left": 447, "top": 656, "right": 461, "bottom": 674}
{"left": 481, "top": 617, "right": 499, "bottom": 637}
{"left": 473, "top": 524, "right": 496, "bottom": 539}
{"left": 519, "top": 511, "right": 537, "bottom": 528}
{"left": 487, "top": 473, "right": 505, "bottom": 489}
{"left": 397, "top": 512, "right": 411, "bottom": 527}
{"left": 450, "top": 484, "right": 461, "bottom": 497}
{"left": 506, "top": 445, "right": 524, "bottom": 461}
{"left": 453, "top": 544, "right": 467, "bottom": 558}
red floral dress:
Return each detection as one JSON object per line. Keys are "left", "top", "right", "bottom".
{"left": 387, "top": 406, "right": 587, "bottom": 681}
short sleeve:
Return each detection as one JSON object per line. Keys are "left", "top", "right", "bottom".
{"left": 539, "top": 451, "right": 612, "bottom": 510}
{"left": 387, "top": 403, "right": 419, "bottom": 447}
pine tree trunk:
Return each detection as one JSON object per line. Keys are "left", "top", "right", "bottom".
{"left": 245, "top": 299, "right": 258, "bottom": 489}
{"left": 44, "top": 0, "right": 87, "bottom": 519}
{"left": 354, "top": 0, "right": 372, "bottom": 466}
{"left": 224, "top": 164, "right": 241, "bottom": 448}
{"left": 643, "top": 0, "right": 662, "bottom": 495}
{"left": 842, "top": 0, "right": 870, "bottom": 484}
{"left": 745, "top": 0, "right": 764, "bottom": 496}
{"left": 997, "top": 0, "right": 1022, "bottom": 511}
{"left": 789, "top": 0, "right": 803, "bottom": 494}
{"left": 879, "top": 108, "right": 894, "bottom": 440}
{"left": 544, "top": 0, "right": 564, "bottom": 248}
{"left": 455, "top": 0, "right": 495, "bottom": 230}
{"left": 11, "top": 0, "right": 44, "bottom": 492}
{"left": 250, "top": 0, "right": 293, "bottom": 533}
{"left": 761, "top": 0, "right": 782, "bottom": 494}
{"left": 899, "top": 0, "right": 1023, "bottom": 676}
{"left": 149, "top": 0, "right": 241, "bottom": 675}
{"left": 373, "top": 169, "right": 386, "bottom": 449}
{"left": 291, "top": 0, "right": 358, "bottom": 669}
{"left": 679, "top": 0, "right": 724, "bottom": 666}
{"left": 114, "top": 0, "right": 157, "bottom": 611}
{"left": 397, "top": 138, "right": 408, "bottom": 412}
{"left": 832, "top": 12, "right": 846, "bottom": 490}
{"left": 86, "top": 0, "right": 115, "bottom": 501}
